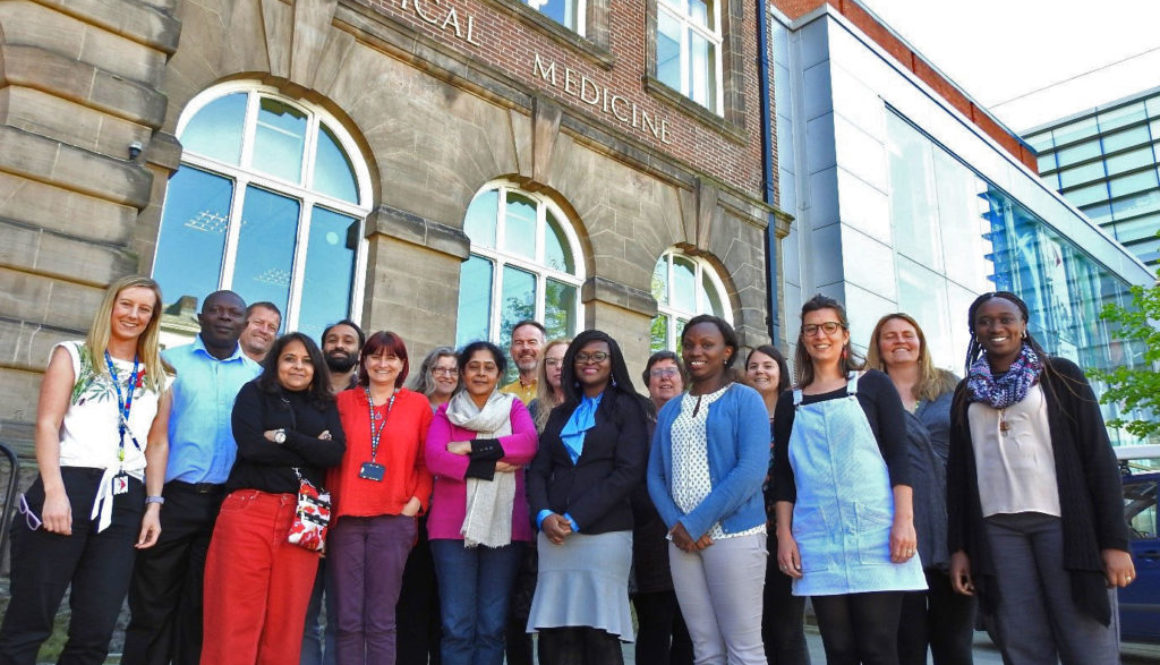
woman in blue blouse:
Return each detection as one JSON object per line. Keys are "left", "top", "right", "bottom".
{"left": 647, "top": 315, "right": 770, "bottom": 665}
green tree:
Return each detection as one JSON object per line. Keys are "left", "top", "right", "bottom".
{"left": 1091, "top": 281, "right": 1160, "bottom": 440}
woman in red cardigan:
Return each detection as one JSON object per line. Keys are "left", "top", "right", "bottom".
{"left": 329, "top": 331, "right": 434, "bottom": 665}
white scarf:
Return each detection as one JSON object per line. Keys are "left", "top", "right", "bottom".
{"left": 446, "top": 390, "right": 516, "bottom": 548}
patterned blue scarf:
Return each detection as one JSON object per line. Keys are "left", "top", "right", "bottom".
{"left": 966, "top": 343, "right": 1042, "bottom": 409}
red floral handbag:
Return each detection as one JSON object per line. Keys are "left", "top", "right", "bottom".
{"left": 289, "top": 468, "right": 331, "bottom": 553}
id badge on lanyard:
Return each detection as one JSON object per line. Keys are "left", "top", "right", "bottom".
{"left": 362, "top": 388, "right": 396, "bottom": 482}
{"left": 106, "top": 351, "right": 141, "bottom": 495}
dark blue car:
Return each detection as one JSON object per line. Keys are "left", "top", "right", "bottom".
{"left": 1118, "top": 446, "right": 1160, "bottom": 644}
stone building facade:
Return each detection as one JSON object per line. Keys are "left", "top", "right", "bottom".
{"left": 0, "top": 0, "right": 785, "bottom": 454}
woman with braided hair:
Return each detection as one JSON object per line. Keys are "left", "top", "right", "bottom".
{"left": 946, "top": 291, "right": 1134, "bottom": 665}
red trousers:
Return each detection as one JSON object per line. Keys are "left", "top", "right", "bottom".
{"left": 201, "top": 490, "right": 319, "bottom": 665}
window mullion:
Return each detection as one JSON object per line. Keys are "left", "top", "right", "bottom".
{"left": 239, "top": 91, "right": 260, "bottom": 171}
{"left": 220, "top": 177, "right": 248, "bottom": 291}
{"left": 287, "top": 198, "right": 313, "bottom": 332}
{"left": 490, "top": 258, "right": 504, "bottom": 343}
{"left": 302, "top": 114, "right": 320, "bottom": 191}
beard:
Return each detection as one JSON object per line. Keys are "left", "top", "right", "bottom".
{"left": 326, "top": 351, "right": 357, "bottom": 373}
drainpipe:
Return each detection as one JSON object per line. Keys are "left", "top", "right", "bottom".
{"left": 756, "top": 0, "right": 780, "bottom": 345}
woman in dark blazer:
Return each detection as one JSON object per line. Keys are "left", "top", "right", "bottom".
{"left": 525, "top": 330, "right": 651, "bottom": 665}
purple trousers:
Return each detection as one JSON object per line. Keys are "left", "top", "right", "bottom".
{"left": 328, "top": 514, "right": 417, "bottom": 665}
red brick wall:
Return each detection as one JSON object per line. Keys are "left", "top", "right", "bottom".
{"left": 770, "top": 0, "right": 1039, "bottom": 171}
{"left": 358, "top": 0, "right": 766, "bottom": 196}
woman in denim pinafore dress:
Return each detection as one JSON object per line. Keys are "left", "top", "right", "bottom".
{"left": 771, "top": 296, "right": 925, "bottom": 665}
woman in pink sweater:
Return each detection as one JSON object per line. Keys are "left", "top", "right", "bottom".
{"left": 425, "top": 340, "right": 538, "bottom": 665}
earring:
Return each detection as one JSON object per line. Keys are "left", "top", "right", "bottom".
{"left": 1022, "top": 330, "right": 1027, "bottom": 339}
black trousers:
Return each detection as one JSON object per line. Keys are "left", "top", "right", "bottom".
{"left": 396, "top": 515, "right": 442, "bottom": 665}
{"left": 897, "top": 570, "right": 976, "bottom": 665}
{"left": 537, "top": 627, "right": 623, "bottom": 665}
{"left": 762, "top": 529, "right": 811, "bottom": 665}
{"left": 504, "top": 540, "right": 538, "bottom": 665}
{"left": 0, "top": 468, "right": 144, "bottom": 665}
{"left": 813, "top": 592, "right": 905, "bottom": 665}
{"left": 122, "top": 481, "right": 224, "bottom": 665}
{"left": 633, "top": 589, "right": 693, "bottom": 665}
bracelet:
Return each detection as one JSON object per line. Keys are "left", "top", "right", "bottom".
{"left": 145, "top": 495, "right": 165, "bottom": 506}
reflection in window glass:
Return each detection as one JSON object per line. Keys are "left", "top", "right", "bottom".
{"left": 672, "top": 257, "right": 697, "bottom": 312}
{"left": 1081, "top": 203, "right": 1113, "bottom": 222}
{"left": 545, "top": 279, "right": 577, "bottom": 340}
{"left": 312, "top": 124, "right": 359, "bottom": 204}
{"left": 897, "top": 258, "right": 952, "bottom": 364}
{"left": 1098, "top": 101, "right": 1147, "bottom": 132}
{"left": 887, "top": 114, "right": 943, "bottom": 270}
{"left": 1109, "top": 170, "right": 1159, "bottom": 199}
{"left": 1101, "top": 125, "right": 1150, "bottom": 153}
{"left": 500, "top": 266, "right": 537, "bottom": 346}
{"left": 504, "top": 193, "right": 538, "bottom": 260}
{"left": 1051, "top": 117, "right": 1098, "bottom": 146}
{"left": 1111, "top": 190, "right": 1160, "bottom": 219}
{"left": 1059, "top": 161, "right": 1106, "bottom": 189}
{"left": 159, "top": 87, "right": 368, "bottom": 336}
{"left": 456, "top": 183, "right": 582, "bottom": 347}
{"left": 657, "top": 11, "right": 682, "bottom": 92}
{"left": 232, "top": 186, "right": 299, "bottom": 317}
{"left": 456, "top": 256, "right": 494, "bottom": 348}
{"left": 1056, "top": 139, "right": 1102, "bottom": 168}
{"left": 525, "top": 0, "right": 582, "bottom": 33}
{"left": 1124, "top": 481, "right": 1157, "bottom": 540}
{"left": 650, "top": 250, "right": 731, "bottom": 353}
{"left": 464, "top": 190, "right": 499, "bottom": 249}
{"left": 253, "top": 98, "right": 307, "bottom": 183}
{"left": 181, "top": 93, "right": 247, "bottom": 165}
{"left": 1105, "top": 146, "right": 1154, "bottom": 176}
{"left": 299, "top": 207, "right": 358, "bottom": 339}
{"left": 1064, "top": 182, "right": 1111, "bottom": 207}
{"left": 544, "top": 213, "right": 575, "bottom": 274}
{"left": 690, "top": 31, "right": 716, "bottom": 110}
{"left": 933, "top": 149, "right": 991, "bottom": 292}
{"left": 153, "top": 168, "right": 233, "bottom": 308}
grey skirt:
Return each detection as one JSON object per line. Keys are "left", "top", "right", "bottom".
{"left": 526, "top": 530, "right": 635, "bottom": 641}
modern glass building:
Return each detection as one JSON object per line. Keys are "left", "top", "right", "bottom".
{"left": 769, "top": 1, "right": 1155, "bottom": 444}
{"left": 1025, "top": 87, "right": 1160, "bottom": 270}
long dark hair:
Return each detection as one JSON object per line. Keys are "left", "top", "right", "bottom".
{"left": 560, "top": 330, "right": 647, "bottom": 413}
{"left": 257, "top": 332, "right": 334, "bottom": 408}
{"left": 745, "top": 344, "right": 791, "bottom": 394}
{"left": 793, "top": 295, "right": 865, "bottom": 387}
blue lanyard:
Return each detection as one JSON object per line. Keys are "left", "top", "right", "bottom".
{"left": 105, "top": 351, "right": 142, "bottom": 462}
{"left": 364, "top": 388, "right": 396, "bottom": 463}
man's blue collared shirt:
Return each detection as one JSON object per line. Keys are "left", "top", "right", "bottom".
{"left": 163, "top": 336, "right": 261, "bottom": 484}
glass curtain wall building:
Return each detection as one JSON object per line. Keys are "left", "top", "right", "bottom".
{"left": 770, "top": 2, "right": 1155, "bottom": 444}
{"left": 1025, "top": 87, "right": 1160, "bottom": 270}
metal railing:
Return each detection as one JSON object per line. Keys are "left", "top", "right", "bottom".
{"left": 0, "top": 443, "right": 20, "bottom": 568}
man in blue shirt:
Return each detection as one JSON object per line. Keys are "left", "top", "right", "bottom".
{"left": 123, "top": 290, "right": 260, "bottom": 665}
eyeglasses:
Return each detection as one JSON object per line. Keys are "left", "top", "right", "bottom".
{"left": 431, "top": 367, "right": 457, "bottom": 376}
{"left": 802, "top": 322, "right": 844, "bottom": 337}
{"left": 650, "top": 367, "right": 679, "bottom": 378}
{"left": 544, "top": 358, "right": 563, "bottom": 367}
{"left": 18, "top": 494, "right": 41, "bottom": 531}
{"left": 574, "top": 352, "right": 610, "bottom": 364}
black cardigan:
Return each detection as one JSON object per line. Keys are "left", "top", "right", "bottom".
{"left": 946, "top": 357, "right": 1128, "bottom": 624}
{"left": 526, "top": 389, "right": 649, "bottom": 535}
{"left": 228, "top": 381, "right": 346, "bottom": 494}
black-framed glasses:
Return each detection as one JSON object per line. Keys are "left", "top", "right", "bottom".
{"left": 802, "top": 321, "right": 844, "bottom": 337}
{"left": 574, "top": 352, "right": 610, "bottom": 364}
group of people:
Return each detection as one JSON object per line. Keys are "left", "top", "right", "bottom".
{"left": 0, "top": 274, "right": 1136, "bottom": 665}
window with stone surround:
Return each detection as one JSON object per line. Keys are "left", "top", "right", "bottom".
{"left": 655, "top": 0, "right": 723, "bottom": 113}
{"left": 152, "top": 84, "right": 371, "bottom": 339}
{"left": 456, "top": 182, "right": 584, "bottom": 350}
{"left": 525, "top": 0, "right": 585, "bottom": 35}
{"left": 650, "top": 249, "right": 731, "bottom": 352}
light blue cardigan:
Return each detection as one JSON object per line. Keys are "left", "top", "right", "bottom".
{"left": 647, "top": 382, "right": 770, "bottom": 540}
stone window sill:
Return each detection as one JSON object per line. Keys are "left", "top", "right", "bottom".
{"left": 482, "top": 0, "right": 615, "bottom": 70}
{"left": 643, "top": 75, "right": 747, "bottom": 144}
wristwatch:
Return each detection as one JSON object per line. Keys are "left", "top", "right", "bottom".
{"left": 145, "top": 496, "right": 165, "bottom": 506}
{"left": 274, "top": 429, "right": 287, "bottom": 444}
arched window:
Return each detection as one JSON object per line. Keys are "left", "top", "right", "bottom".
{"left": 455, "top": 183, "right": 584, "bottom": 349}
{"left": 650, "top": 250, "right": 731, "bottom": 351}
{"left": 152, "top": 84, "right": 372, "bottom": 338}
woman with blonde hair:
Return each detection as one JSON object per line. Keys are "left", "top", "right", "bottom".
{"left": 867, "top": 313, "right": 973, "bottom": 665}
{"left": 0, "top": 275, "right": 172, "bottom": 664}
